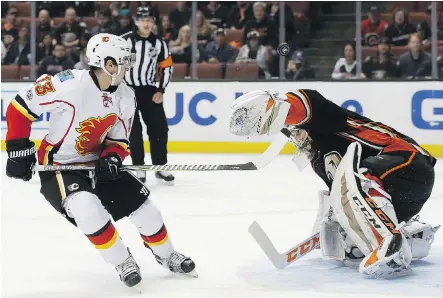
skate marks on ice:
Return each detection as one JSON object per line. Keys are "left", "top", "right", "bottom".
{"left": 238, "top": 248, "right": 443, "bottom": 297}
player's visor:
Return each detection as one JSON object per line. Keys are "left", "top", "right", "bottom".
{"left": 120, "top": 54, "right": 136, "bottom": 69}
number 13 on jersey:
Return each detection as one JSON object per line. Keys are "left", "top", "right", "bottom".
{"left": 34, "top": 75, "right": 56, "bottom": 96}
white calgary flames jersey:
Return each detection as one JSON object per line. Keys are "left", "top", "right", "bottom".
{"left": 10, "top": 69, "right": 136, "bottom": 165}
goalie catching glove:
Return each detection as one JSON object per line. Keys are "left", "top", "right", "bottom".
{"left": 6, "top": 138, "right": 37, "bottom": 181}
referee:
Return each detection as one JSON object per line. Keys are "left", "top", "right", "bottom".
{"left": 121, "top": 7, "right": 174, "bottom": 184}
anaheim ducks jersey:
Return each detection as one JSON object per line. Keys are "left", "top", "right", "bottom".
{"left": 283, "top": 89, "right": 436, "bottom": 188}
{"left": 6, "top": 69, "right": 136, "bottom": 165}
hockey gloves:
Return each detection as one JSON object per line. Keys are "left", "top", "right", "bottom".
{"left": 95, "top": 153, "right": 122, "bottom": 182}
{"left": 6, "top": 138, "right": 37, "bottom": 181}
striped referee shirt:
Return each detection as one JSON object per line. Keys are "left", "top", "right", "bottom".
{"left": 121, "top": 31, "right": 173, "bottom": 92}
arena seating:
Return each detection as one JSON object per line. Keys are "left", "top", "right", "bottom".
{"left": 225, "top": 63, "right": 260, "bottom": 80}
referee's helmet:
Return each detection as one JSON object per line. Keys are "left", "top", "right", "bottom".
{"left": 136, "top": 7, "right": 155, "bottom": 21}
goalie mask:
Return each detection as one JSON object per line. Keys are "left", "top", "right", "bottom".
{"left": 229, "top": 89, "right": 291, "bottom": 137}
{"left": 286, "top": 126, "right": 315, "bottom": 171}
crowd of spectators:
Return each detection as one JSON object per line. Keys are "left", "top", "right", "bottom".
{"left": 332, "top": 4, "right": 443, "bottom": 80}
{"left": 1, "top": 1, "right": 442, "bottom": 80}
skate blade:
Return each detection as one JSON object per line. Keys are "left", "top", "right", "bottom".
{"left": 133, "top": 284, "right": 143, "bottom": 294}
{"left": 186, "top": 269, "right": 198, "bottom": 278}
{"left": 155, "top": 179, "right": 175, "bottom": 186}
{"left": 364, "top": 266, "right": 412, "bottom": 280}
{"left": 172, "top": 269, "right": 198, "bottom": 279}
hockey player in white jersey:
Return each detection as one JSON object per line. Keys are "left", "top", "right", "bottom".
{"left": 5, "top": 33, "right": 196, "bottom": 288}
{"left": 229, "top": 89, "right": 439, "bottom": 278}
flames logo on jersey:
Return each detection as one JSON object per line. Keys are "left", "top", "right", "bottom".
{"left": 75, "top": 114, "right": 118, "bottom": 156}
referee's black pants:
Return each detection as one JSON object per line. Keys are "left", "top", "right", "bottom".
{"left": 129, "top": 85, "right": 169, "bottom": 166}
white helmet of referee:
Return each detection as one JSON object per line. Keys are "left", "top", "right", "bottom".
{"left": 86, "top": 33, "right": 135, "bottom": 85}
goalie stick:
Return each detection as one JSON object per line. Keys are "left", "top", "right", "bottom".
{"left": 248, "top": 221, "right": 320, "bottom": 269}
{"left": 33, "top": 128, "right": 291, "bottom": 172}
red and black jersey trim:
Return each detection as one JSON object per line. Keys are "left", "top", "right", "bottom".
{"left": 15, "top": 95, "right": 40, "bottom": 120}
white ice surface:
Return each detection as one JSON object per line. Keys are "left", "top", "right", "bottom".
{"left": 1, "top": 153, "right": 442, "bottom": 298}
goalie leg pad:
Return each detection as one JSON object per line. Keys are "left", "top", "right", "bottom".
{"left": 331, "top": 143, "right": 384, "bottom": 256}
{"left": 331, "top": 142, "right": 413, "bottom": 278}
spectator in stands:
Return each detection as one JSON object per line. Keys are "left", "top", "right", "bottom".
{"left": 64, "top": 1, "right": 95, "bottom": 17}
{"left": 74, "top": 48, "right": 89, "bottom": 70}
{"left": 37, "top": 9, "right": 54, "bottom": 43}
{"left": 15, "top": 26, "right": 30, "bottom": 65}
{"left": 36, "top": 2, "right": 66, "bottom": 18}
{"left": 110, "top": 2, "right": 123, "bottom": 19}
{"left": 115, "top": 8, "right": 134, "bottom": 36}
{"left": 1, "top": 2, "right": 8, "bottom": 18}
{"left": 7, "top": 6, "right": 18, "bottom": 17}
{"left": 90, "top": 9, "right": 117, "bottom": 35}
{"left": 361, "top": 6, "right": 388, "bottom": 46}
{"left": 267, "top": 2, "right": 294, "bottom": 45}
{"left": 236, "top": 30, "right": 271, "bottom": 79}
{"left": 170, "top": 25, "right": 203, "bottom": 63}
{"left": 285, "top": 50, "right": 315, "bottom": 80}
{"left": 169, "top": 2, "right": 191, "bottom": 30}
{"left": 332, "top": 42, "right": 366, "bottom": 79}
{"left": 37, "top": 43, "right": 75, "bottom": 77}
{"left": 243, "top": 2, "right": 278, "bottom": 49}
{"left": 152, "top": 23, "right": 159, "bottom": 35}
{"left": 194, "top": 10, "right": 214, "bottom": 46}
{"left": 2, "top": 9, "right": 19, "bottom": 42}
{"left": 292, "top": 11, "right": 310, "bottom": 49}
{"left": 159, "top": 15, "right": 178, "bottom": 42}
{"left": 384, "top": 9, "right": 416, "bottom": 46}
{"left": 398, "top": 33, "right": 432, "bottom": 79}
{"left": 70, "top": 32, "right": 91, "bottom": 65}
{"left": 36, "top": 33, "right": 54, "bottom": 64}
{"left": 202, "top": 1, "right": 229, "bottom": 29}
{"left": 204, "top": 28, "right": 237, "bottom": 63}
{"left": 54, "top": 7, "right": 85, "bottom": 49}
{"left": 1, "top": 33, "right": 18, "bottom": 65}
{"left": 417, "top": 5, "right": 443, "bottom": 49}
{"left": 363, "top": 37, "right": 399, "bottom": 79}
{"left": 228, "top": 2, "right": 254, "bottom": 29}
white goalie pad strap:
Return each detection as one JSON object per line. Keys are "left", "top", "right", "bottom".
{"left": 320, "top": 220, "right": 346, "bottom": 260}
{"left": 311, "top": 190, "right": 332, "bottom": 235}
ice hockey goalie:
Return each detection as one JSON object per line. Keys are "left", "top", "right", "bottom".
{"left": 229, "top": 89, "right": 440, "bottom": 278}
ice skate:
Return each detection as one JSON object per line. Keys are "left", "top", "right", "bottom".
{"left": 155, "top": 171, "right": 175, "bottom": 185}
{"left": 135, "top": 170, "right": 146, "bottom": 183}
{"left": 155, "top": 251, "right": 197, "bottom": 278}
{"left": 400, "top": 215, "right": 440, "bottom": 260}
{"left": 115, "top": 251, "right": 142, "bottom": 287}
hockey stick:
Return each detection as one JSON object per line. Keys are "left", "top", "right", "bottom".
{"left": 32, "top": 128, "right": 291, "bottom": 172}
{"left": 248, "top": 221, "right": 320, "bottom": 269}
